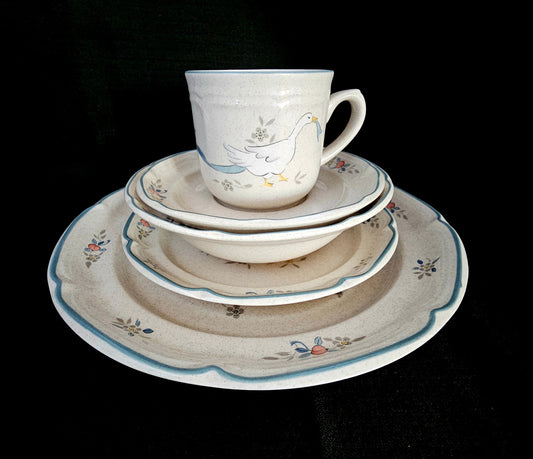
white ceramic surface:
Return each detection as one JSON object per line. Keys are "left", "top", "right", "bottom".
{"left": 48, "top": 188, "right": 468, "bottom": 390}
{"left": 121, "top": 208, "right": 397, "bottom": 306}
{"left": 136, "top": 150, "right": 384, "bottom": 231}
{"left": 127, "top": 162, "right": 394, "bottom": 264}
{"left": 185, "top": 70, "right": 366, "bottom": 209}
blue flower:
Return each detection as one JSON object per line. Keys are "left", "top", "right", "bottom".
{"left": 413, "top": 258, "right": 440, "bottom": 279}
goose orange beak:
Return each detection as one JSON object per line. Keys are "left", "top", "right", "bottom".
{"left": 312, "top": 116, "right": 318, "bottom": 122}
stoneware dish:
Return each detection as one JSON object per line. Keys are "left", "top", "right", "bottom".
{"left": 126, "top": 163, "right": 394, "bottom": 264}
{"left": 48, "top": 188, "right": 468, "bottom": 390}
{"left": 121, "top": 208, "right": 397, "bottom": 306}
{"left": 135, "top": 150, "right": 384, "bottom": 232}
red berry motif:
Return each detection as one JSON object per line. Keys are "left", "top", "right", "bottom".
{"left": 311, "top": 345, "right": 327, "bottom": 355}
{"left": 291, "top": 336, "right": 329, "bottom": 357}
{"left": 83, "top": 230, "right": 110, "bottom": 268}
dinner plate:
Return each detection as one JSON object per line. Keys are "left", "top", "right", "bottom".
{"left": 121, "top": 208, "right": 397, "bottom": 306}
{"left": 135, "top": 150, "right": 385, "bottom": 231}
{"left": 48, "top": 188, "right": 468, "bottom": 390}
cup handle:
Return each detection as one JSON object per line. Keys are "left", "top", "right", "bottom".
{"left": 320, "top": 89, "right": 366, "bottom": 165}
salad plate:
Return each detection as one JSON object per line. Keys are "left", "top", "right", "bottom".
{"left": 135, "top": 150, "right": 385, "bottom": 231}
{"left": 48, "top": 188, "right": 468, "bottom": 390}
{"left": 121, "top": 208, "right": 397, "bottom": 306}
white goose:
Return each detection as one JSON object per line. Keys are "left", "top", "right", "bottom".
{"left": 223, "top": 112, "right": 319, "bottom": 187}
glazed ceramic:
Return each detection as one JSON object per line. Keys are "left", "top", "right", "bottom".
{"left": 185, "top": 70, "right": 366, "bottom": 210}
{"left": 48, "top": 188, "right": 468, "bottom": 390}
{"left": 121, "top": 208, "right": 397, "bottom": 306}
{"left": 136, "top": 150, "right": 385, "bottom": 232}
{"left": 126, "top": 164, "right": 394, "bottom": 264}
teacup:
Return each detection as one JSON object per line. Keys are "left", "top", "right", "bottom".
{"left": 185, "top": 69, "right": 366, "bottom": 210}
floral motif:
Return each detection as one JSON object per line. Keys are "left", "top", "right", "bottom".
{"left": 84, "top": 230, "right": 110, "bottom": 268}
{"left": 137, "top": 219, "right": 155, "bottom": 239}
{"left": 225, "top": 260, "right": 252, "bottom": 269}
{"left": 253, "top": 127, "right": 268, "bottom": 142}
{"left": 147, "top": 179, "right": 167, "bottom": 201}
{"left": 247, "top": 116, "right": 276, "bottom": 144}
{"left": 387, "top": 201, "right": 408, "bottom": 220}
{"left": 221, "top": 179, "right": 233, "bottom": 191}
{"left": 326, "top": 157, "right": 360, "bottom": 174}
{"left": 142, "top": 258, "right": 161, "bottom": 271}
{"left": 352, "top": 256, "right": 373, "bottom": 273}
{"left": 413, "top": 257, "right": 440, "bottom": 279}
{"left": 226, "top": 305, "right": 245, "bottom": 319}
{"left": 262, "top": 335, "right": 365, "bottom": 361}
{"left": 363, "top": 216, "right": 380, "bottom": 228}
{"left": 111, "top": 318, "right": 153, "bottom": 338}
{"left": 327, "top": 336, "right": 362, "bottom": 347}
{"left": 294, "top": 170, "right": 307, "bottom": 184}
{"left": 279, "top": 257, "right": 307, "bottom": 268}
{"left": 213, "top": 178, "right": 252, "bottom": 191}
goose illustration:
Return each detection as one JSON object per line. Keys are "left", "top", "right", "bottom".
{"left": 197, "top": 112, "right": 321, "bottom": 187}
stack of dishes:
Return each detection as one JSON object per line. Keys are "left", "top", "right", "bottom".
{"left": 48, "top": 68, "right": 467, "bottom": 390}
{"left": 48, "top": 148, "right": 468, "bottom": 389}
{"left": 123, "top": 149, "right": 396, "bottom": 304}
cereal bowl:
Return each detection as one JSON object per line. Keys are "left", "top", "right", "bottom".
{"left": 124, "top": 165, "right": 393, "bottom": 264}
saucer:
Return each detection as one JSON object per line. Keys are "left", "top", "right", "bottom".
{"left": 121, "top": 208, "right": 397, "bottom": 306}
{"left": 125, "top": 164, "right": 394, "bottom": 264}
{"left": 135, "top": 150, "right": 385, "bottom": 231}
{"left": 48, "top": 188, "right": 468, "bottom": 390}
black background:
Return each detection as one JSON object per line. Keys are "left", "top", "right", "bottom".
{"left": 15, "top": 0, "right": 518, "bottom": 457}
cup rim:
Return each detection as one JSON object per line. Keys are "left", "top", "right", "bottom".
{"left": 185, "top": 69, "right": 333, "bottom": 74}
